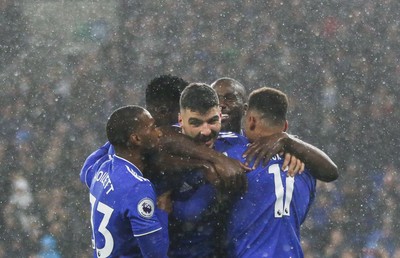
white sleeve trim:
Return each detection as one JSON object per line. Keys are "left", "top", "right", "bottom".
{"left": 133, "top": 227, "right": 162, "bottom": 237}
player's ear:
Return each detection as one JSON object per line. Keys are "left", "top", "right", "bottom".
{"left": 129, "top": 133, "right": 141, "bottom": 146}
{"left": 283, "top": 120, "right": 288, "bottom": 132}
{"left": 242, "top": 103, "right": 248, "bottom": 115}
{"left": 248, "top": 115, "right": 256, "bottom": 131}
{"left": 178, "top": 113, "right": 183, "bottom": 125}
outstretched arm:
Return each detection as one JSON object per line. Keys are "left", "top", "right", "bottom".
{"left": 147, "top": 153, "right": 221, "bottom": 189}
{"left": 158, "top": 127, "right": 249, "bottom": 194}
{"left": 243, "top": 132, "right": 338, "bottom": 182}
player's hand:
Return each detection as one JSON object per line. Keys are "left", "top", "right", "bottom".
{"left": 243, "top": 132, "right": 289, "bottom": 169}
{"left": 211, "top": 155, "right": 250, "bottom": 195}
{"left": 199, "top": 161, "right": 221, "bottom": 187}
{"left": 157, "top": 191, "right": 172, "bottom": 214}
{"left": 283, "top": 153, "right": 305, "bottom": 177}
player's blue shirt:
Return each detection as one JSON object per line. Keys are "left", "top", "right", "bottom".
{"left": 168, "top": 131, "right": 247, "bottom": 258}
{"left": 80, "top": 142, "right": 113, "bottom": 187}
{"left": 81, "top": 147, "right": 168, "bottom": 258}
{"left": 222, "top": 134, "right": 317, "bottom": 258}
{"left": 167, "top": 169, "right": 217, "bottom": 257}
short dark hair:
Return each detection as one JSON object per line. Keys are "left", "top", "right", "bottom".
{"left": 248, "top": 87, "right": 288, "bottom": 126}
{"left": 145, "top": 74, "right": 189, "bottom": 106}
{"left": 180, "top": 83, "right": 219, "bottom": 115}
{"left": 106, "top": 105, "right": 145, "bottom": 147}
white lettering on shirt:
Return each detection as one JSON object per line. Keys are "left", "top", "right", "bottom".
{"left": 95, "top": 171, "right": 115, "bottom": 194}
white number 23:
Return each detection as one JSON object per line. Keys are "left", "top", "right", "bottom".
{"left": 90, "top": 194, "right": 114, "bottom": 258}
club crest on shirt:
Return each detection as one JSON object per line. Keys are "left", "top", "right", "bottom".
{"left": 138, "top": 198, "right": 155, "bottom": 218}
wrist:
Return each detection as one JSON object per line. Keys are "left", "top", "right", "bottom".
{"left": 208, "top": 150, "right": 226, "bottom": 163}
{"left": 282, "top": 134, "right": 296, "bottom": 153}
{"left": 278, "top": 132, "right": 290, "bottom": 149}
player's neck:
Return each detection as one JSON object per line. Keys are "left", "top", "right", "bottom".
{"left": 226, "top": 123, "right": 241, "bottom": 134}
{"left": 249, "top": 127, "right": 281, "bottom": 142}
{"left": 117, "top": 150, "right": 145, "bottom": 172}
{"left": 258, "top": 130, "right": 281, "bottom": 138}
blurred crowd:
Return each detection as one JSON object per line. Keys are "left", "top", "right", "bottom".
{"left": 1, "top": 0, "right": 399, "bottom": 257}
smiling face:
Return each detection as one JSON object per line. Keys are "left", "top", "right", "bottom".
{"left": 179, "top": 106, "right": 221, "bottom": 148}
{"left": 212, "top": 79, "right": 246, "bottom": 133}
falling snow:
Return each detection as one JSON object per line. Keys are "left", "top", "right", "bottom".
{"left": 0, "top": 1, "right": 399, "bottom": 257}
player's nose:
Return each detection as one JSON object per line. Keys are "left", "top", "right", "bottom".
{"left": 200, "top": 123, "right": 212, "bottom": 136}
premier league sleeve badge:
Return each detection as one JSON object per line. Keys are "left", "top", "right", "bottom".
{"left": 137, "top": 198, "right": 155, "bottom": 218}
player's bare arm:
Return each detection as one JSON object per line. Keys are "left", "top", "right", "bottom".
{"left": 148, "top": 153, "right": 221, "bottom": 187}
{"left": 159, "top": 127, "right": 249, "bottom": 194}
{"left": 242, "top": 132, "right": 305, "bottom": 176}
{"left": 243, "top": 132, "right": 338, "bottom": 182}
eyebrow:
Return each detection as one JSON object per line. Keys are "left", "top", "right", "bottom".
{"left": 207, "top": 115, "right": 220, "bottom": 122}
{"left": 188, "top": 115, "right": 220, "bottom": 124}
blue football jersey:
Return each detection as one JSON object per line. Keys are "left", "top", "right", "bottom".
{"left": 80, "top": 142, "right": 113, "bottom": 187}
{"left": 168, "top": 168, "right": 218, "bottom": 257}
{"left": 87, "top": 155, "right": 167, "bottom": 258}
{"left": 222, "top": 134, "right": 317, "bottom": 258}
{"left": 168, "top": 131, "right": 247, "bottom": 257}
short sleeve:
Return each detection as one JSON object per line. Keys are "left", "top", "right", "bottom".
{"left": 122, "top": 181, "right": 164, "bottom": 237}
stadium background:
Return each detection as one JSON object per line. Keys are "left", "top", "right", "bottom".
{"left": 1, "top": 0, "right": 399, "bottom": 257}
